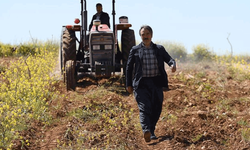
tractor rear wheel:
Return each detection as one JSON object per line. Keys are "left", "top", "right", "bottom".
{"left": 121, "top": 29, "right": 136, "bottom": 74}
{"left": 65, "top": 60, "right": 76, "bottom": 91}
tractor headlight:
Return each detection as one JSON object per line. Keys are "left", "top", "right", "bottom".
{"left": 93, "top": 45, "right": 100, "bottom": 50}
{"left": 105, "top": 45, "right": 112, "bottom": 50}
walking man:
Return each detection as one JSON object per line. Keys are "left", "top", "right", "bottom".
{"left": 126, "top": 25, "right": 176, "bottom": 142}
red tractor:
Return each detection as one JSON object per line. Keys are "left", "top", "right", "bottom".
{"left": 59, "top": 0, "right": 136, "bottom": 90}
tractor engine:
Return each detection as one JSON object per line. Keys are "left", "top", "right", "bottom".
{"left": 88, "top": 21, "right": 115, "bottom": 77}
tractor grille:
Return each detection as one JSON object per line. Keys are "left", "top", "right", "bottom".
{"left": 91, "top": 35, "right": 113, "bottom": 44}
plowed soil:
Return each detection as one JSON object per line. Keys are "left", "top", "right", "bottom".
{"left": 4, "top": 60, "right": 250, "bottom": 150}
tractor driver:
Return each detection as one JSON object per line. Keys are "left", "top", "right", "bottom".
{"left": 89, "top": 3, "right": 110, "bottom": 31}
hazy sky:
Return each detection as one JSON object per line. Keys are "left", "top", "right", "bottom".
{"left": 0, "top": 0, "right": 249, "bottom": 55}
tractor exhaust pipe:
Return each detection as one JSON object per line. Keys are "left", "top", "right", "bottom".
{"left": 81, "top": 0, "right": 87, "bottom": 48}
{"left": 112, "top": 0, "right": 116, "bottom": 35}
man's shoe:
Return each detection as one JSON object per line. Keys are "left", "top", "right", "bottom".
{"left": 150, "top": 132, "right": 158, "bottom": 140}
{"left": 144, "top": 131, "right": 151, "bottom": 142}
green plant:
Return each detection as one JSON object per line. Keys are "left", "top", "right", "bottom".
{"left": 0, "top": 42, "right": 14, "bottom": 57}
{"left": 192, "top": 44, "right": 215, "bottom": 61}
{"left": 0, "top": 40, "right": 58, "bottom": 149}
{"left": 192, "top": 134, "right": 203, "bottom": 142}
{"left": 238, "top": 119, "right": 248, "bottom": 127}
{"left": 216, "top": 99, "right": 231, "bottom": 111}
{"left": 241, "top": 128, "right": 250, "bottom": 142}
{"left": 0, "top": 65, "right": 5, "bottom": 73}
{"left": 167, "top": 114, "right": 178, "bottom": 125}
{"left": 0, "top": 39, "right": 59, "bottom": 57}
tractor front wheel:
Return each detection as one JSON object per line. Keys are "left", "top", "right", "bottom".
{"left": 65, "top": 60, "right": 76, "bottom": 91}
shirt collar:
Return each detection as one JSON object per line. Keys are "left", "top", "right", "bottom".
{"left": 142, "top": 42, "right": 153, "bottom": 49}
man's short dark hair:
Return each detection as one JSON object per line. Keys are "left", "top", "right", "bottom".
{"left": 139, "top": 25, "right": 153, "bottom": 36}
{"left": 96, "top": 3, "right": 102, "bottom": 7}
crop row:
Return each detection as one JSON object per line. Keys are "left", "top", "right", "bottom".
{"left": 0, "top": 42, "right": 58, "bottom": 149}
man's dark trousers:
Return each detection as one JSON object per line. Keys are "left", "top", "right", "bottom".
{"left": 134, "top": 77, "right": 163, "bottom": 134}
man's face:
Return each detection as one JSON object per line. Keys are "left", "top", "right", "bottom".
{"left": 140, "top": 28, "right": 152, "bottom": 46}
{"left": 96, "top": 5, "right": 102, "bottom": 13}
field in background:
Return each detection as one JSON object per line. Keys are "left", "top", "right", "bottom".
{"left": 0, "top": 40, "right": 250, "bottom": 149}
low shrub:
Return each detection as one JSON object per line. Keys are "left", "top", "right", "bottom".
{"left": 192, "top": 44, "right": 215, "bottom": 61}
{"left": 156, "top": 41, "right": 187, "bottom": 62}
{"left": 0, "top": 43, "right": 13, "bottom": 57}
{"left": 0, "top": 39, "right": 59, "bottom": 57}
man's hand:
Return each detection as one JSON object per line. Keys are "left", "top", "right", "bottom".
{"left": 171, "top": 64, "right": 176, "bottom": 73}
{"left": 126, "top": 86, "right": 133, "bottom": 94}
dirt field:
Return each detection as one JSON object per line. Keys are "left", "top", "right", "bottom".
{"left": 2, "top": 59, "right": 250, "bottom": 149}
